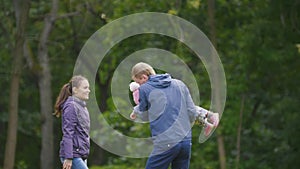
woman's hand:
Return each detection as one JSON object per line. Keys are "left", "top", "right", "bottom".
{"left": 63, "top": 159, "right": 72, "bottom": 169}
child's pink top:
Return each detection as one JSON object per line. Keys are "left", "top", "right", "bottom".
{"left": 133, "top": 89, "right": 139, "bottom": 105}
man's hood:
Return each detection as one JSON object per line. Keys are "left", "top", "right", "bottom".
{"left": 147, "top": 74, "right": 172, "bottom": 88}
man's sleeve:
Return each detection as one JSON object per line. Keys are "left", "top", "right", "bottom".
{"left": 183, "top": 85, "right": 199, "bottom": 123}
{"left": 136, "top": 87, "right": 149, "bottom": 121}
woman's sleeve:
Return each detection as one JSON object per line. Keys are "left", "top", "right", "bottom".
{"left": 61, "top": 103, "right": 77, "bottom": 159}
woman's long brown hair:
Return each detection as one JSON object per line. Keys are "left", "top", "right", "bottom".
{"left": 53, "top": 75, "right": 87, "bottom": 117}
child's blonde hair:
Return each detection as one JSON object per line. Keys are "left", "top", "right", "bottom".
{"left": 129, "top": 82, "right": 140, "bottom": 92}
{"left": 131, "top": 62, "right": 156, "bottom": 79}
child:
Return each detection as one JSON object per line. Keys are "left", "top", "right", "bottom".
{"left": 129, "top": 79, "right": 219, "bottom": 136}
{"left": 129, "top": 81, "right": 140, "bottom": 105}
{"left": 129, "top": 82, "right": 140, "bottom": 120}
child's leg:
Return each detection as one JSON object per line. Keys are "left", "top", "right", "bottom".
{"left": 203, "top": 121, "right": 214, "bottom": 136}
{"left": 207, "top": 111, "right": 219, "bottom": 126}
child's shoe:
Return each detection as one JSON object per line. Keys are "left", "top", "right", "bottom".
{"left": 208, "top": 112, "right": 219, "bottom": 127}
{"left": 204, "top": 122, "right": 214, "bottom": 136}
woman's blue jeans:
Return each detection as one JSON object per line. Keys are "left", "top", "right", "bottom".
{"left": 60, "top": 157, "right": 88, "bottom": 169}
{"left": 145, "top": 140, "right": 192, "bottom": 169}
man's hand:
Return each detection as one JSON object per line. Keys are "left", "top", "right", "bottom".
{"left": 130, "top": 112, "right": 137, "bottom": 120}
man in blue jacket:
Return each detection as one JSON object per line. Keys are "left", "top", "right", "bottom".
{"left": 130, "top": 62, "right": 218, "bottom": 169}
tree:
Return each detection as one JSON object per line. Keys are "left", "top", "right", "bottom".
{"left": 207, "top": 0, "right": 227, "bottom": 168}
{"left": 24, "top": 0, "right": 60, "bottom": 168}
{"left": 3, "top": 0, "right": 31, "bottom": 169}
{"left": 37, "top": 0, "right": 58, "bottom": 168}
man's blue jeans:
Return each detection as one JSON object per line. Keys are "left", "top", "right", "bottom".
{"left": 60, "top": 157, "right": 88, "bottom": 169}
{"left": 145, "top": 140, "right": 192, "bottom": 169}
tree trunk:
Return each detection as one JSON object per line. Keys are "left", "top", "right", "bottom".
{"left": 236, "top": 95, "right": 245, "bottom": 169}
{"left": 3, "top": 0, "right": 30, "bottom": 169}
{"left": 217, "top": 135, "right": 226, "bottom": 169}
{"left": 38, "top": 60, "right": 54, "bottom": 169}
{"left": 207, "top": 0, "right": 227, "bottom": 169}
{"left": 38, "top": 0, "right": 58, "bottom": 168}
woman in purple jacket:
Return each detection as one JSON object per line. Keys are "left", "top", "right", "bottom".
{"left": 54, "top": 75, "right": 91, "bottom": 169}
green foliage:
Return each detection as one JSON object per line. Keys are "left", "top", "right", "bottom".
{"left": 15, "top": 160, "right": 28, "bottom": 169}
{"left": 214, "top": 0, "right": 300, "bottom": 168}
{"left": 1, "top": 0, "right": 299, "bottom": 168}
